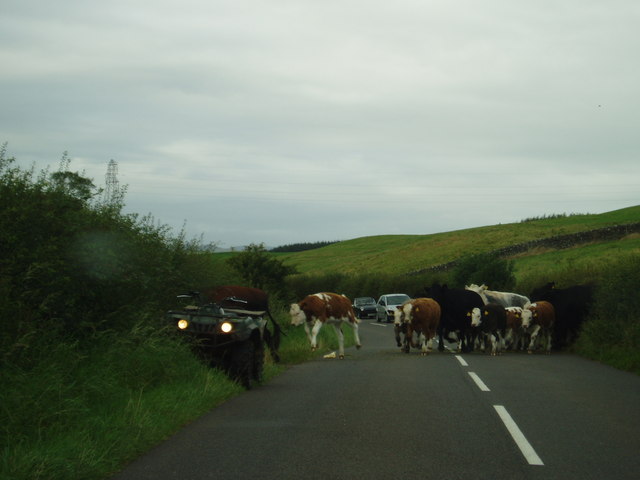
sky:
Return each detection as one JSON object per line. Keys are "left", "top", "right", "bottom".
{"left": 2, "top": 0, "right": 639, "bottom": 249}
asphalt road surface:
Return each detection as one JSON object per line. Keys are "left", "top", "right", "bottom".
{"left": 111, "top": 321, "right": 640, "bottom": 480}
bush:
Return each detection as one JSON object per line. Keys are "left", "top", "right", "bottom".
{"left": 0, "top": 149, "right": 222, "bottom": 362}
{"left": 451, "top": 252, "right": 515, "bottom": 290}
{"left": 574, "top": 255, "right": 640, "bottom": 374}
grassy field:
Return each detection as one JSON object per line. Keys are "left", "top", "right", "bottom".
{"left": 514, "top": 233, "right": 640, "bottom": 292}
{"left": 272, "top": 206, "right": 640, "bottom": 276}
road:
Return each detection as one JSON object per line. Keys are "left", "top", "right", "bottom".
{"left": 111, "top": 321, "right": 640, "bottom": 480}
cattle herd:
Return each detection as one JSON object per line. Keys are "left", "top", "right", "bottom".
{"left": 289, "top": 282, "right": 593, "bottom": 357}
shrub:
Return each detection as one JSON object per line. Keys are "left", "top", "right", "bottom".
{"left": 574, "top": 255, "right": 640, "bottom": 374}
{"left": 451, "top": 252, "right": 515, "bottom": 290}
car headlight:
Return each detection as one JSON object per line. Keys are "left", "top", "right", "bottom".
{"left": 177, "top": 319, "right": 189, "bottom": 330}
{"left": 220, "top": 322, "right": 233, "bottom": 333}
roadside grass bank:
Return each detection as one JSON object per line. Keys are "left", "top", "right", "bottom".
{"left": 0, "top": 311, "right": 353, "bottom": 480}
{"left": 573, "top": 255, "right": 640, "bottom": 374}
{"left": 0, "top": 325, "right": 243, "bottom": 480}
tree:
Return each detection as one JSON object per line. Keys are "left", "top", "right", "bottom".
{"left": 452, "top": 252, "right": 515, "bottom": 290}
{"left": 226, "top": 243, "right": 297, "bottom": 291}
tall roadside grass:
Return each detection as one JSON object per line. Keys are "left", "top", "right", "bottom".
{"left": 574, "top": 255, "right": 640, "bottom": 374}
{"left": 0, "top": 325, "right": 244, "bottom": 480}
{"left": 0, "top": 308, "right": 352, "bottom": 480}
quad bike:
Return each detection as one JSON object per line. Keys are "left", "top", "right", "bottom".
{"left": 167, "top": 292, "right": 275, "bottom": 389}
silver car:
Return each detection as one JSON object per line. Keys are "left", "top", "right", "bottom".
{"left": 376, "top": 293, "right": 411, "bottom": 323}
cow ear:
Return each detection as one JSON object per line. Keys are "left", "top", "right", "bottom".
{"left": 415, "top": 307, "right": 420, "bottom": 313}
{"left": 466, "top": 312, "right": 471, "bottom": 317}
{"left": 484, "top": 310, "right": 488, "bottom": 316}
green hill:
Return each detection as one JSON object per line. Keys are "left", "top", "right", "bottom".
{"left": 277, "top": 206, "right": 640, "bottom": 278}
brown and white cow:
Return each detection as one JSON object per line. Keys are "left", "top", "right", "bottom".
{"left": 521, "top": 301, "right": 555, "bottom": 354}
{"left": 393, "top": 298, "right": 441, "bottom": 355}
{"left": 504, "top": 307, "right": 525, "bottom": 351}
{"left": 290, "top": 292, "right": 362, "bottom": 359}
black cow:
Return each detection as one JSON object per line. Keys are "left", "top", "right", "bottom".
{"left": 529, "top": 282, "right": 593, "bottom": 349}
{"left": 424, "top": 283, "right": 484, "bottom": 353}
{"left": 471, "top": 303, "right": 507, "bottom": 355}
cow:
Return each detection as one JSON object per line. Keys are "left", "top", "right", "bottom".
{"left": 530, "top": 282, "right": 593, "bottom": 349}
{"left": 423, "top": 283, "right": 484, "bottom": 353}
{"left": 198, "top": 285, "right": 282, "bottom": 362}
{"left": 521, "top": 301, "right": 555, "bottom": 354}
{"left": 470, "top": 303, "right": 507, "bottom": 355}
{"left": 465, "top": 284, "right": 531, "bottom": 308}
{"left": 393, "top": 298, "right": 441, "bottom": 355}
{"left": 504, "top": 307, "right": 525, "bottom": 351}
{"left": 289, "top": 292, "right": 362, "bottom": 359}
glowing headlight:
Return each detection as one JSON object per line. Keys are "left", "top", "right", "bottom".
{"left": 177, "top": 319, "right": 189, "bottom": 330}
{"left": 220, "top": 322, "right": 233, "bottom": 333}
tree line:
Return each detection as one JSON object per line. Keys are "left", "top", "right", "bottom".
{"left": 269, "top": 240, "right": 339, "bottom": 253}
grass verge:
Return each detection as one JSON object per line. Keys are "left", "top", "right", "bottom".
{"left": 0, "top": 313, "right": 357, "bottom": 480}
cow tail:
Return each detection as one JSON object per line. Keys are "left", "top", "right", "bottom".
{"left": 265, "top": 309, "right": 283, "bottom": 363}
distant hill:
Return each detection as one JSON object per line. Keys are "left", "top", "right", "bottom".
{"left": 277, "top": 206, "right": 640, "bottom": 276}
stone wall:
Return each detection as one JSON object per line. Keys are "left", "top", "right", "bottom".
{"left": 407, "top": 222, "right": 640, "bottom": 276}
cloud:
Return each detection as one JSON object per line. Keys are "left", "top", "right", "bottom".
{"left": 2, "top": 0, "right": 638, "bottom": 247}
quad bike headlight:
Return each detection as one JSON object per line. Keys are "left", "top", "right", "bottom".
{"left": 177, "top": 319, "right": 189, "bottom": 330}
{"left": 220, "top": 322, "right": 233, "bottom": 333}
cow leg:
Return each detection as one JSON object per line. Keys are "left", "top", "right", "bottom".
{"left": 394, "top": 324, "right": 403, "bottom": 347}
{"left": 410, "top": 325, "right": 420, "bottom": 349}
{"left": 419, "top": 333, "right": 428, "bottom": 355}
{"left": 437, "top": 326, "right": 445, "bottom": 352}
{"left": 309, "top": 320, "right": 324, "bottom": 351}
{"left": 333, "top": 323, "right": 345, "bottom": 358}
{"left": 504, "top": 328, "right": 513, "bottom": 350}
{"left": 527, "top": 325, "right": 541, "bottom": 353}
{"left": 402, "top": 324, "right": 412, "bottom": 353}
{"left": 544, "top": 328, "right": 553, "bottom": 354}
{"left": 425, "top": 332, "right": 435, "bottom": 353}
{"left": 351, "top": 320, "right": 362, "bottom": 350}
{"left": 303, "top": 322, "right": 313, "bottom": 346}
{"left": 489, "top": 333, "right": 497, "bottom": 356}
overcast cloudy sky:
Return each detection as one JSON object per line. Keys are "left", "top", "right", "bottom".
{"left": 2, "top": 0, "right": 639, "bottom": 248}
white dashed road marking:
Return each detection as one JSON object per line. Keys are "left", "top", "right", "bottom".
{"left": 455, "top": 355, "right": 468, "bottom": 366}
{"left": 455, "top": 356, "right": 543, "bottom": 467}
{"left": 494, "top": 405, "right": 545, "bottom": 466}
{"left": 468, "top": 372, "right": 491, "bottom": 391}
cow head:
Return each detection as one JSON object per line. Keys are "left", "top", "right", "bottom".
{"left": 521, "top": 307, "right": 534, "bottom": 328}
{"left": 289, "top": 303, "right": 307, "bottom": 326}
{"left": 470, "top": 307, "right": 482, "bottom": 327}
{"left": 393, "top": 306, "right": 405, "bottom": 325}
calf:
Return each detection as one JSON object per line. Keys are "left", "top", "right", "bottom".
{"left": 521, "top": 301, "right": 555, "bottom": 354}
{"left": 290, "top": 292, "right": 362, "bottom": 359}
{"left": 394, "top": 298, "right": 441, "bottom": 355}
{"left": 470, "top": 303, "right": 507, "bottom": 355}
{"left": 504, "top": 307, "right": 526, "bottom": 351}
{"left": 530, "top": 282, "right": 593, "bottom": 348}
